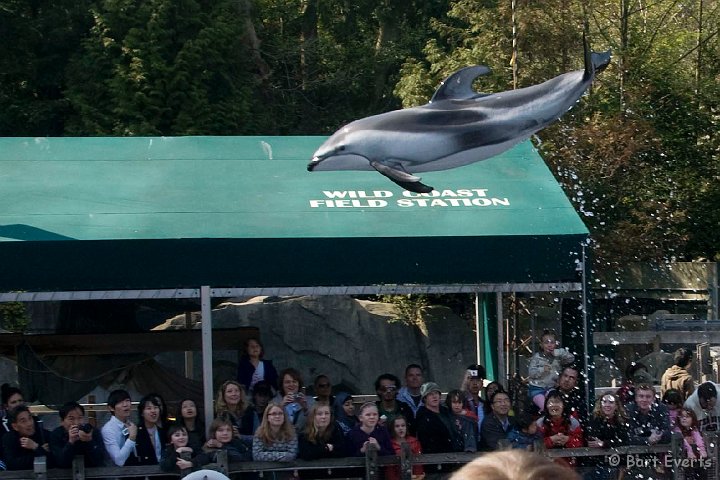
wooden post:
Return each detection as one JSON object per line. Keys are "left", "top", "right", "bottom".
{"left": 704, "top": 432, "right": 718, "bottom": 480}
{"left": 179, "top": 449, "right": 193, "bottom": 478}
{"left": 87, "top": 395, "right": 97, "bottom": 428}
{"left": 72, "top": 456, "right": 85, "bottom": 480}
{"left": 33, "top": 456, "right": 47, "bottom": 480}
{"left": 400, "top": 441, "right": 413, "bottom": 480}
{"left": 216, "top": 449, "right": 229, "bottom": 475}
{"left": 697, "top": 342, "right": 711, "bottom": 375}
{"left": 671, "top": 432, "right": 682, "bottom": 480}
{"left": 184, "top": 311, "right": 194, "bottom": 379}
{"left": 365, "top": 442, "right": 379, "bottom": 480}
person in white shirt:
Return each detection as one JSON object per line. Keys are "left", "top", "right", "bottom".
{"left": 101, "top": 389, "right": 139, "bottom": 466}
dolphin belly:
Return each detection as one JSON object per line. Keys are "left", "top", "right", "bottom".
{"left": 410, "top": 134, "right": 530, "bottom": 173}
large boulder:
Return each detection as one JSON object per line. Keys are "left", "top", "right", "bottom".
{"left": 156, "top": 295, "right": 478, "bottom": 394}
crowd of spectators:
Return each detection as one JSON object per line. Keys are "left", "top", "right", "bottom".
{"left": 0, "top": 337, "right": 717, "bottom": 480}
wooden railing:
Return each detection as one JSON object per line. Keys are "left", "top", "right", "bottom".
{"left": 1, "top": 433, "right": 717, "bottom": 480}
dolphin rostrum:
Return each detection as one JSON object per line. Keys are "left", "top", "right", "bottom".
{"left": 307, "top": 45, "right": 611, "bottom": 193}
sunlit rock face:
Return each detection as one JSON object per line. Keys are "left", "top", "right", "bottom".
{"left": 158, "top": 295, "right": 478, "bottom": 393}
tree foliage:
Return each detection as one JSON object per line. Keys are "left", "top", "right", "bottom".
{"left": 0, "top": 0, "right": 717, "bottom": 263}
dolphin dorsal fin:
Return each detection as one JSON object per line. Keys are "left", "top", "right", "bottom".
{"left": 430, "top": 65, "right": 492, "bottom": 103}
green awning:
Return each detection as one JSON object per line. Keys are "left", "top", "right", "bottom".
{"left": 0, "top": 136, "right": 588, "bottom": 293}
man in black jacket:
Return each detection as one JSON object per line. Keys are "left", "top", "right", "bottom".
{"left": 1, "top": 405, "right": 53, "bottom": 471}
{"left": 480, "top": 391, "right": 516, "bottom": 451}
{"left": 49, "top": 402, "right": 105, "bottom": 468}
{"left": 415, "top": 382, "right": 463, "bottom": 454}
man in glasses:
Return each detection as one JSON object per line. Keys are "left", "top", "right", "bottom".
{"left": 312, "top": 374, "right": 335, "bottom": 405}
{"left": 479, "top": 391, "right": 515, "bottom": 451}
{"left": 374, "top": 373, "right": 415, "bottom": 434}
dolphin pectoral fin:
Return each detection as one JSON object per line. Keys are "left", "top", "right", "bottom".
{"left": 393, "top": 179, "right": 434, "bottom": 194}
{"left": 370, "top": 161, "right": 434, "bottom": 193}
{"left": 370, "top": 161, "right": 420, "bottom": 182}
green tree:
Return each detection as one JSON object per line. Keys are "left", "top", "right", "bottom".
{"left": 64, "top": 0, "right": 263, "bottom": 135}
{"left": 395, "top": 0, "right": 719, "bottom": 264}
{"left": 0, "top": 0, "right": 91, "bottom": 135}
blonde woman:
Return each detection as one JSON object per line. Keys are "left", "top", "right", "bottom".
{"left": 215, "top": 380, "right": 251, "bottom": 442}
{"left": 346, "top": 402, "right": 394, "bottom": 456}
{"left": 298, "top": 402, "right": 346, "bottom": 459}
{"left": 252, "top": 403, "right": 298, "bottom": 461}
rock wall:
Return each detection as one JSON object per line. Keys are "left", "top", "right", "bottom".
{"left": 156, "top": 295, "right": 478, "bottom": 394}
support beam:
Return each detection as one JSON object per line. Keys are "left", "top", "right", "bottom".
{"left": 201, "top": 286, "right": 214, "bottom": 434}
{"left": 496, "top": 292, "right": 505, "bottom": 385}
{"left": 474, "top": 293, "right": 482, "bottom": 365}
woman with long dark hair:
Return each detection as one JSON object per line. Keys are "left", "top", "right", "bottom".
{"left": 134, "top": 394, "right": 166, "bottom": 465}
{"left": 536, "top": 392, "right": 583, "bottom": 468}
{"left": 177, "top": 398, "right": 206, "bottom": 450}
{"left": 237, "top": 337, "right": 278, "bottom": 395}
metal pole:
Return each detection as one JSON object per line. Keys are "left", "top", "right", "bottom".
{"left": 497, "top": 292, "right": 506, "bottom": 387}
{"left": 581, "top": 243, "right": 591, "bottom": 410}
{"left": 201, "top": 286, "right": 214, "bottom": 433}
{"left": 475, "top": 293, "right": 482, "bottom": 364}
{"left": 709, "top": 262, "right": 718, "bottom": 320}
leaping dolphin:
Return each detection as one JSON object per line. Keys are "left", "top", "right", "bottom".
{"left": 307, "top": 45, "right": 611, "bottom": 193}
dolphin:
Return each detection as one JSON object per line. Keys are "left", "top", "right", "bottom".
{"left": 307, "top": 45, "right": 611, "bottom": 193}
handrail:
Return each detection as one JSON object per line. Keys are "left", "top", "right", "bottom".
{"left": 1, "top": 433, "right": 716, "bottom": 480}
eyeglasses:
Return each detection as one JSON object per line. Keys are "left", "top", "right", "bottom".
{"left": 601, "top": 398, "right": 616, "bottom": 404}
{"left": 317, "top": 383, "right": 331, "bottom": 388}
{"left": 381, "top": 386, "right": 397, "bottom": 392}
{"left": 492, "top": 398, "right": 510, "bottom": 404}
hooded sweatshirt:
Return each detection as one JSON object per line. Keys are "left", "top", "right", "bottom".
{"left": 684, "top": 382, "right": 720, "bottom": 432}
{"left": 660, "top": 365, "right": 694, "bottom": 400}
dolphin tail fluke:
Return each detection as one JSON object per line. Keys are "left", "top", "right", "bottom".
{"left": 370, "top": 161, "right": 434, "bottom": 193}
{"left": 591, "top": 50, "right": 612, "bottom": 74}
{"left": 583, "top": 34, "right": 612, "bottom": 80}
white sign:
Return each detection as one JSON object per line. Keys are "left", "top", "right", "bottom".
{"left": 308, "top": 189, "right": 510, "bottom": 209}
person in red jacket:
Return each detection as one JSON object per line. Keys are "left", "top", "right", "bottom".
{"left": 536, "top": 392, "right": 584, "bottom": 468}
{"left": 386, "top": 415, "right": 425, "bottom": 480}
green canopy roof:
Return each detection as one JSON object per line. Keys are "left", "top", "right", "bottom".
{"left": 0, "top": 136, "right": 588, "bottom": 294}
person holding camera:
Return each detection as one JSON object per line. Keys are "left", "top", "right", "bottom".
{"left": 275, "top": 368, "right": 314, "bottom": 433}
{"left": 50, "top": 401, "right": 105, "bottom": 468}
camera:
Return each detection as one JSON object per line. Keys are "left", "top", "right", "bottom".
{"left": 79, "top": 423, "right": 94, "bottom": 433}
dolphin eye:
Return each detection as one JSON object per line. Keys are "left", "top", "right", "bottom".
{"left": 337, "top": 146, "right": 346, "bottom": 151}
